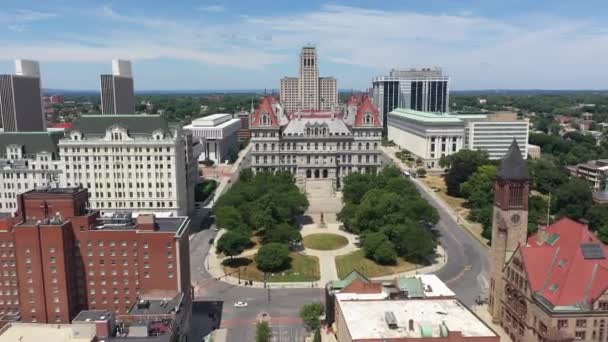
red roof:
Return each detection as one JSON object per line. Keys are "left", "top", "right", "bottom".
{"left": 250, "top": 96, "right": 280, "bottom": 128}
{"left": 48, "top": 122, "right": 73, "bottom": 129}
{"left": 354, "top": 96, "right": 381, "bottom": 127}
{"left": 521, "top": 217, "right": 608, "bottom": 307}
{"left": 340, "top": 279, "right": 383, "bottom": 294}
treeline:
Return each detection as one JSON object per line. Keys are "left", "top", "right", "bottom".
{"left": 440, "top": 147, "right": 608, "bottom": 243}
{"left": 338, "top": 166, "right": 439, "bottom": 264}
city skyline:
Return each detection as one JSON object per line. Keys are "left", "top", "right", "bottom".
{"left": 0, "top": 0, "right": 607, "bottom": 90}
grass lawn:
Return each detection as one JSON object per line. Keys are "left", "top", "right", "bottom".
{"left": 335, "top": 250, "right": 418, "bottom": 279}
{"left": 303, "top": 233, "right": 349, "bottom": 251}
{"left": 222, "top": 252, "right": 320, "bottom": 282}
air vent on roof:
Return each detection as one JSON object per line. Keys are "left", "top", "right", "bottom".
{"left": 384, "top": 311, "right": 398, "bottom": 329}
{"left": 581, "top": 243, "right": 605, "bottom": 260}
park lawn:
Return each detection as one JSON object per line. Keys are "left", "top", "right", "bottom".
{"left": 222, "top": 252, "right": 320, "bottom": 282}
{"left": 335, "top": 250, "right": 418, "bottom": 279}
{"left": 303, "top": 233, "right": 348, "bottom": 251}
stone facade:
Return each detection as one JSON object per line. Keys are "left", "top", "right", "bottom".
{"left": 249, "top": 96, "right": 383, "bottom": 190}
{"left": 280, "top": 46, "right": 338, "bottom": 114}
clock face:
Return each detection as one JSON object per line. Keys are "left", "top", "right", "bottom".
{"left": 511, "top": 214, "right": 521, "bottom": 224}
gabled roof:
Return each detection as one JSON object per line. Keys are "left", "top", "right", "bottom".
{"left": 250, "top": 96, "right": 280, "bottom": 128}
{"left": 354, "top": 96, "right": 381, "bottom": 127}
{"left": 521, "top": 218, "right": 608, "bottom": 309}
{"left": 68, "top": 114, "right": 170, "bottom": 136}
{"left": 497, "top": 139, "right": 529, "bottom": 181}
{"left": 329, "top": 270, "right": 370, "bottom": 290}
{"left": 340, "top": 278, "right": 383, "bottom": 294}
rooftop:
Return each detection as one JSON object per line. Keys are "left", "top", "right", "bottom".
{"left": 73, "top": 310, "right": 113, "bottom": 322}
{"left": 0, "top": 323, "right": 97, "bottom": 342}
{"left": 496, "top": 139, "right": 529, "bottom": 181}
{"left": 282, "top": 117, "right": 351, "bottom": 136}
{"left": 0, "top": 131, "right": 63, "bottom": 157}
{"left": 388, "top": 108, "right": 463, "bottom": 124}
{"left": 92, "top": 213, "right": 189, "bottom": 234}
{"left": 338, "top": 299, "right": 496, "bottom": 339}
{"left": 523, "top": 217, "right": 608, "bottom": 310}
{"left": 69, "top": 114, "right": 170, "bottom": 136}
{"left": 128, "top": 293, "right": 184, "bottom": 316}
{"left": 187, "top": 113, "right": 239, "bottom": 128}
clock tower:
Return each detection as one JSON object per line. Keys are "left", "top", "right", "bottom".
{"left": 489, "top": 139, "right": 529, "bottom": 323}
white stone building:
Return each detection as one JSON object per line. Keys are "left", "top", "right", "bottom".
{"left": 388, "top": 109, "right": 529, "bottom": 168}
{"left": 280, "top": 46, "right": 337, "bottom": 114}
{"left": 183, "top": 113, "right": 241, "bottom": 164}
{"left": 250, "top": 95, "right": 383, "bottom": 189}
{"left": 59, "top": 114, "right": 198, "bottom": 216}
{"left": 0, "top": 131, "right": 64, "bottom": 213}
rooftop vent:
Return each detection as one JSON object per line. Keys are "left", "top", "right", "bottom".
{"left": 384, "top": 311, "right": 398, "bottom": 329}
{"left": 137, "top": 300, "right": 150, "bottom": 309}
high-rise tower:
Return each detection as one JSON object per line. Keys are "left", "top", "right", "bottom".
{"left": 488, "top": 139, "right": 529, "bottom": 322}
{"left": 100, "top": 60, "right": 136, "bottom": 114}
{"left": 0, "top": 60, "right": 45, "bottom": 131}
{"left": 280, "top": 46, "right": 337, "bottom": 113}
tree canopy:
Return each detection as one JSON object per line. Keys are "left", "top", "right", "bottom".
{"left": 216, "top": 231, "right": 250, "bottom": 258}
{"left": 299, "top": 303, "right": 325, "bottom": 331}
{"left": 339, "top": 166, "right": 439, "bottom": 264}
{"left": 439, "top": 149, "right": 490, "bottom": 196}
{"left": 255, "top": 243, "right": 291, "bottom": 272}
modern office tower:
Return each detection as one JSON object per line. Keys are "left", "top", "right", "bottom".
{"left": 280, "top": 46, "right": 337, "bottom": 113}
{"left": 0, "top": 187, "right": 192, "bottom": 326}
{"left": 0, "top": 60, "right": 45, "bottom": 131}
{"left": 372, "top": 67, "right": 450, "bottom": 127}
{"left": 58, "top": 114, "right": 197, "bottom": 216}
{"left": 100, "top": 60, "right": 136, "bottom": 114}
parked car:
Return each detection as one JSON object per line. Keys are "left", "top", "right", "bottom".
{"left": 234, "top": 301, "right": 248, "bottom": 308}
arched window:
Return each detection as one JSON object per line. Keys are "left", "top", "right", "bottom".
{"left": 306, "top": 170, "right": 312, "bottom": 178}
{"left": 255, "top": 144, "right": 259, "bottom": 151}
{"left": 365, "top": 113, "right": 372, "bottom": 124}
{"left": 307, "top": 128, "right": 311, "bottom": 135}
{"left": 358, "top": 143, "right": 362, "bottom": 150}
{"left": 315, "top": 143, "right": 318, "bottom": 150}
{"left": 366, "top": 143, "right": 370, "bottom": 150}
{"left": 263, "top": 143, "right": 267, "bottom": 151}
{"left": 261, "top": 113, "right": 270, "bottom": 126}
{"left": 374, "top": 143, "right": 378, "bottom": 150}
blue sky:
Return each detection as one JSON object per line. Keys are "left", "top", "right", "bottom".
{"left": 0, "top": 0, "right": 607, "bottom": 90}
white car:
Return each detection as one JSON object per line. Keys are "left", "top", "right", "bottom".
{"left": 234, "top": 301, "right": 248, "bottom": 308}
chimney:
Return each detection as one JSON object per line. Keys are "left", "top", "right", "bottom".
{"left": 136, "top": 214, "right": 157, "bottom": 231}
{"left": 537, "top": 225, "right": 548, "bottom": 246}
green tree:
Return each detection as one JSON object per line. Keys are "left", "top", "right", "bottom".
{"left": 215, "top": 206, "right": 246, "bottom": 231}
{"left": 553, "top": 178, "right": 592, "bottom": 219}
{"left": 440, "top": 149, "right": 489, "bottom": 196}
{"left": 382, "top": 223, "right": 437, "bottom": 263}
{"left": 460, "top": 165, "right": 496, "bottom": 209}
{"left": 264, "top": 223, "right": 301, "bottom": 244}
{"left": 585, "top": 204, "right": 608, "bottom": 232}
{"left": 299, "top": 303, "right": 324, "bottom": 330}
{"left": 416, "top": 168, "right": 427, "bottom": 178}
{"left": 362, "top": 232, "right": 396, "bottom": 264}
{"left": 528, "top": 159, "right": 568, "bottom": 194}
{"left": 256, "top": 321, "right": 272, "bottom": 342}
{"left": 216, "top": 231, "right": 250, "bottom": 258}
{"left": 255, "top": 243, "right": 290, "bottom": 272}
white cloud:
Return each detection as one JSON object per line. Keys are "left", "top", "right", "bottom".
{"left": 1, "top": 4, "right": 608, "bottom": 88}
{"left": 197, "top": 5, "right": 225, "bottom": 13}
{"left": 0, "top": 9, "right": 57, "bottom": 32}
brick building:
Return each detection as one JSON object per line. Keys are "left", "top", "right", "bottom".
{"left": 0, "top": 187, "right": 191, "bottom": 325}
{"left": 489, "top": 140, "right": 608, "bottom": 342}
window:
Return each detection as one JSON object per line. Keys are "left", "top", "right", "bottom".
{"left": 558, "top": 319, "right": 568, "bottom": 329}
{"left": 576, "top": 319, "right": 586, "bottom": 328}
{"left": 575, "top": 331, "right": 586, "bottom": 340}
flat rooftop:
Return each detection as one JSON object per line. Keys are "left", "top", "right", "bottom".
{"left": 338, "top": 299, "right": 496, "bottom": 339}
{"left": 128, "top": 293, "right": 183, "bottom": 315}
{"left": 73, "top": 309, "right": 113, "bottom": 322}
{"left": 92, "top": 213, "right": 189, "bottom": 234}
{"left": 187, "top": 114, "right": 241, "bottom": 128}
{"left": 0, "top": 323, "right": 97, "bottom": 342}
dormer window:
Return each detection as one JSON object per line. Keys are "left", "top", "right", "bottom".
{"left": 261, "top": 111, "right": 270, "bottom": 126}
{"left": 365, "top": 112, "right": 373, "bottom": 125}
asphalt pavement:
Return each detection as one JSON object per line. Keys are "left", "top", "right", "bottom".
{"left": 412, "top": 179, "right": 491, "bottom": 306}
